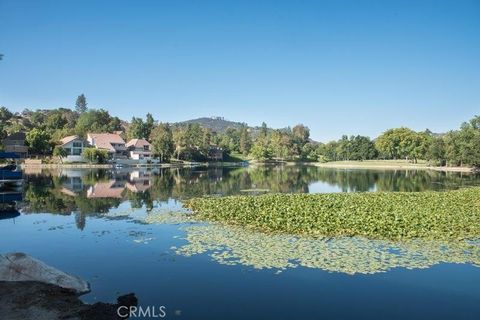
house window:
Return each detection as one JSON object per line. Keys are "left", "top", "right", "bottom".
{"left": 73, "top": 142, "right": 82, "bottom": 148}
{"left": 143, "top": 145, "right": 150, "bottom": 151}
{"left": 64, "top": 148, "right": 72, "bottom": 154}
{"left": 73, "top": 148, "right": 82, "bottom": 155}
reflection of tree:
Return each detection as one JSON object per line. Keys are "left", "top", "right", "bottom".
{"left": 75, "top": 211, "right": 86, "bottom": 230}
{"left": 21, "top": 171, "right": 122, "bottom": 228}
{"left": 20, "top": 166, "right": 480, "bottom": 231}
{"left": 146, "top": 214, "right": 480, "bottom": 274}
{"left": 126, "top": 190, "right": 153, "bottom": 211}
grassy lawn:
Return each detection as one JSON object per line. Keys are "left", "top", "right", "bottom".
{"left": 224, "top": 152, "right": 249, "bottom": 162}
{"left": 184, "top": 187, "right": 480, "bottom": 241}
{"left": 316, "top": 159, "right": 427, "bottom": 167}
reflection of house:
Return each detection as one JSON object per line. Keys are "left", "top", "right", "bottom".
{"left": 208, "top": 146, "right": 223, "bottom": 161}
{"left": 3, "top": 132, "right": 28, "bottom": 158}
{"left": 87, "top": 180, "right": 125, "bottom": 198}
{"left": 126, "top": 139, "right": 152, "bottom": 160}
{"left": 87, "top": 133, "right": 127, "bottom": 159}
{"left": 125, "top": 170, "right": 152, "bottom": 192}
{"left": 126, "top": 180, "right": 151, "bottom": 192}
{"left": 59, "top": 135, "right": 89, "bottom": 162}
{"left": 60, "top": 175, "right": 85, "bottom": 196}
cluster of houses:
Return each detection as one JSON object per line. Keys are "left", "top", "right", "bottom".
{"left": 2, "top": 131, "right": 154, "bottom": 163}
{"left": 2, "top": 131, "right": 224, "bottom": 163}
{"left": 60, "top": 133, "right": 155, "bottom": 163}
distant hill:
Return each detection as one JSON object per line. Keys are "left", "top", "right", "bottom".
{"left": 173, "top": 116, "right": 322, "bottom": 143}
{"left": 174, "top": 117, "right": 251, "bottom": 133}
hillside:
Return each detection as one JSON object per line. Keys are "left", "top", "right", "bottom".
{"left": 174, "top": 117, "right": 250, "bottom": 133}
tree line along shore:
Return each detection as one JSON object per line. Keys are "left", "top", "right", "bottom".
{"left": 1, "top": 95, "right": 479, "bottom": 169}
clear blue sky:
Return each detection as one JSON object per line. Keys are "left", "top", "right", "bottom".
{"left": 0, "top": 0, "right": 479, "bottom": 141}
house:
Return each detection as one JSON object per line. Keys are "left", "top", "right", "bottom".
{"left": 126, "top": 139, "right": 152, "bottom": 160}
{"left": 59, "top": 135, "right": 89, "bottom": 162}
{"left": 208, "top": 146, "right": 223, "bottom": 161}
{"left": 2, "top": 132, "right": 28, "bottom": 158}
{"left": 87, "top": 133, "right": 127, "bottom": 159}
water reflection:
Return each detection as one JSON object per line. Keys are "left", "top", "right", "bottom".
{"left": 144, "top": 212, "right": 480, "bottom": 275}
{"left": 18, "top": 166, "right": 480, "bottom": 230}
{"left": 0, "top": 189, "right": 22, "bottom": 220}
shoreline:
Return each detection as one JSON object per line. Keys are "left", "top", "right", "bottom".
{"left": 250, "top": 160, "right": 475, "bottom": 173}
{"left": 19, "top": 160, "right": 476, "bottom": 173}
{"left": 20, "top": 161, "right": 247, "bottom": 170}
{"left": 309, "top": 162, "right": 475, "bottom": 173}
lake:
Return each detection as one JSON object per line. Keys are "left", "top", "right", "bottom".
{"left": 1, "top": 165, "right": 480, "bottom": 319}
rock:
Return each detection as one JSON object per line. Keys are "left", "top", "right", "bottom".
{"left": 0, "top": 252, "right": 90, "bottom": 294}
{"left": 0, "top": 281, "right": 137, "bottom": 320}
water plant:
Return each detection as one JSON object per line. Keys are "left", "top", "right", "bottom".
{"left": 144, "top": 212, "right": 480, "bottom": 274}
{"left": 183, "top": 188, "right": 480, "bottom": 240}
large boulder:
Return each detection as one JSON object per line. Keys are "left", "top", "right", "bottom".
{"left": 0, "top": 252, "right": 90, "bottom": 294}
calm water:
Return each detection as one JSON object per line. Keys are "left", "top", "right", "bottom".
{"left": 1, "top": 165, "right": 480, "bottom": 320}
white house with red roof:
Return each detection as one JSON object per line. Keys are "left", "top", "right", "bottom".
{"left": 59, "top": 135, "right": 89, "bottom": 162}
{"left": 87, "top": 133, "right": 127, "bottom": 159}
{"left": 126, "top": 138, "right": 152, "bottom": 160}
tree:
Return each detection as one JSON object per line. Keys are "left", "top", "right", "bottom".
{"left": 26, "top": 128, "right": 51, "bottom": 155}
{"left": 239, "top": 127, "right": 252, "bottom": 155}
{"left": 349, "top": 135, "right": 377, "bottom": 161}
{"left": 145, "top": 113, "right": 155, "bottom": 139}
{"left": 81, "top": 147, "right": 108, "bottom": 163}
{"left": 75, "top": 109, "right": 122, "bottom": 136}
{"left": 375, "top": 127, "right": 427, "bottom": 162}
{"left": 172, "top": 128, "right": 188, "bottom": 160}
{"left": 250, "top": 138, "right": 273, "bottom": 161}
{"left": 219, "top": 128, "right": 241, "bottom": 154}
{"left": 317, "top": 141, "right": 339, "bottom": 162}
{"left": 150, "top": 123, "right": 174, "bottom": 162}
{"left": 292, "top": 124, "right": 310, "bottom": 154}
{"left": 426, "top": 137, "right": 446, "bottom": 166}
{"left": 0, "top": 107, "right": 13, "bottom": 142}
{"left": 259, "top": 122, "right": 268, "bottom": 139}
{"left": 442, "top": 116, "right": 480, "bottom": 167}
{"left": 127, "top": 113, "right": 155, "bottom": 140}
{"left": 127, "top": 117, "right": 146, "bottom": 140}
{"left": 75, "top": 94, "right": 88, "bottom": 113}
{"left": 301, "top": 142, "right": 318, "bottom": 161}
{"left": 46, "top": 112, "right": 67, "bottom": 131}
{"left": 0, "top": 106, "right": 13, "bottom": 122}
{"left": 270, "top": 130, "right": 294, "bottom": 160}
{"left": 200, "top": 127, "right": 212, "bottom": 156}
{"left": 185, "top": 124, "right": 203, "bottom": 149}
{"left": 53, "top": 146, "right": 67, "bottom": 163}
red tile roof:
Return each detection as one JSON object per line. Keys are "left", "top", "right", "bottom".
{"left": 126, "top": 138, "right": 152, "bottom": 148}
{"left": 88, "top": 133, "right": 125, "bottom": 152}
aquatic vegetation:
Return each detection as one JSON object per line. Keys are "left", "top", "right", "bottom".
{"left": 144, "top": 212, "right": 480, "bottom": 274}
{"left": 184, "top": 188, "right": 480, "bottom": 240}
{"left": 144, "top": 210, "right": 193, "bottom": 225}
{"left": 177, "top": 225, "right": 480, "bottom": 274}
